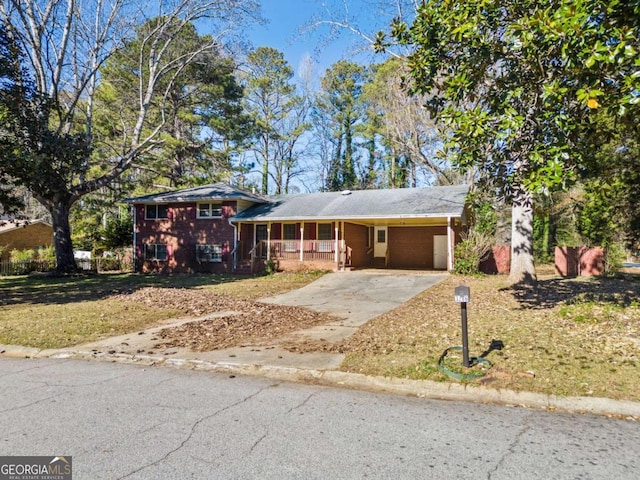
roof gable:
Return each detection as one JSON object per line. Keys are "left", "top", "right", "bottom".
{"left": 0, "top": 219, "right": 53, "bottom": 235}
{"left": 124, "top": 183, "right": 269, "bottom": 204}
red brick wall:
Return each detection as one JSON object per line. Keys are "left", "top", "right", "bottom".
{"left": 344, "top": 222, "right": 369, "bottom": 267}
{"left": 388, "top": 226, "right": 447, "bottom": 269}
{"left": 135, "top": 201, "right": 237, "bottom": 273}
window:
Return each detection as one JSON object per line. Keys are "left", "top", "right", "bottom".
{"left": 318, "top": 223, "right": 333, "bottom": 252}
{"left": 197, "top": 202, "right": 223, "bottom": 218}
{"left": 377, "top": 229, "right": 386, "bottom": 243}
{"left": 196, "top": 244, "right": 222, "bottom": 263}
{"left": 283, "top": 224, "right": 297, "bottom": 252}
{"left": 318, "top": 223, "right": 332, "bottom": 240}
{"left": 144, "top": 244, "right": 167, "bottom": 261}
{"left": 283, "top": 224, "right": 297, "bottom": 240}
{"left": 145, "top": 204, "right": 168, "bottom": 220}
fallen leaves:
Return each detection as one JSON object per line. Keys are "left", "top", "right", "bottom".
{"left": 112, "top": 287, "right": 338, "bottom": 351}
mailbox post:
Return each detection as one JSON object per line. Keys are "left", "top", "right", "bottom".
{"left": 454, "top": 285, "right": 471, "bottom": 368}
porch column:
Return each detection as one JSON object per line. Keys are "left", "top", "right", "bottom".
{"left": 447, "top": 216, "right": 453, "bottom": 271}
{"left": 334, "top": 224, "right": 339, "bottom": 263}
{"left": 267, "top": 222, "right": 271, "bottom": 261}
{"left": 300, "top": 223, "right": 304, "bottom": 261}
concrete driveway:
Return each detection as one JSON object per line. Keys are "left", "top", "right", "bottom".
{"left": 263, "top": 270, "right": 447, "bottom": 327}
{"left": 50, "top": 271, "right": 447, "bottom": 371}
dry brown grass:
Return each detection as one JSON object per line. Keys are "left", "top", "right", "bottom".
{"left": 0, "top": 271, "right": 325, "bottom": 349}
{"left": 3, "top": 268, "right": 639, "bottom": 402}
{"left": 333, "top": 270, "right": 640, "bottom": 400}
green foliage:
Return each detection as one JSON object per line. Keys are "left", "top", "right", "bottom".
{"left": 453, "top": 230, "right": 494, "bottom": 275}
{"left": 10, "top": 248, "right": 35, "bottom": 262}
{"left": 576, "top": 179, "right": 621, "bottom": 248}
{"left": 244, "top": 47, "right": 310, "bottom": 195}
{"left": 7, "top": 247, "right": 55, "bottom": 275}
{"left": 97, "top": 19, "right": 251, "bottom": 191}
{"left": 378, "top": 0, "right": 640, "bottom": 282}
{"left": 36, "top": 246, "right": 55, "bottom": 263}
{"left": 602, "top": 243, "right": 625, "bottom": 277}
{"left": 319, "top": 61, "right": 369, "bottom": 191}
{"left": 469, "top": 198, "right": 497, "bottom": 236}
{"left": 103, "top": 215, "right": 134, "bottom": 250}
{"left": 264, "top": 258, "right": 278, "bottom": 275}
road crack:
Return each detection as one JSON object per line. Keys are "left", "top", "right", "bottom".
{"left": 249, "top": 431, "right": 269, "bottom": 455}
{"left": 0, "top": 394, "right": 65, "bottom": 414}
{"left": 117, "top": 384, "right": 272, "bottom": 479}
{"left": 487, "top": 412, "right": 534, "bottom": 480}
{"left": 286, "top": 392, "right": 316, "bottom": 414}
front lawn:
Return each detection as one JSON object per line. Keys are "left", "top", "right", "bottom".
{"left": 333, "top": 269, "right": 640, "bottom": 401}
{"left": 0, "top": 271, "right": 325, "bottom": 349}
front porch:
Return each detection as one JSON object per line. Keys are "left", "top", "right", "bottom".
{"left": 249, "top": 239, "right": 352, "bottom": 272}
{"left": 232, "top": 219, "right": 462, "bottom": 274}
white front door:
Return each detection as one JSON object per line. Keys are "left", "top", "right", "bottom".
{"left": 374, "top": 226, "right": 388, "bottom": 258}
{"left": 433, "top": 235, "right": 448, "bottom": 270}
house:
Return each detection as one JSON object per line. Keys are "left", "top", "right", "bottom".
{"left": 125, "top": 183, "right": 469, "bottom": 274}
{"left": 0, "top": 219, "right": 53, "bottom": 259}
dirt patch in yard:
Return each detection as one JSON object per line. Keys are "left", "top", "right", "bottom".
{"left": 113, "top": 287, "right": 339, "bottom": 351}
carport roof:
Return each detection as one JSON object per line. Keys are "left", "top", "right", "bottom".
{"left": 232, "top": 184, "right": 469, "bottom": 222}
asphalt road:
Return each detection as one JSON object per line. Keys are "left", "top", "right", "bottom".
{"left": 1, "top": 358, "right": 639, "bottom": 480}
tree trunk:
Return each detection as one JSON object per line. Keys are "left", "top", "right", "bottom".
{"left": 49, "top": 199, "right": 78, "bottom": 274}
{"left": 508, "top": 191, "right": 537, "bottom": 285}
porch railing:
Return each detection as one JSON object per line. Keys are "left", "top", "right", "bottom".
{"left": 270, "top": 240, "right": 337, "bottom": 262}
{"left": 245, "top": 240, "right": 350, "bottom": 267}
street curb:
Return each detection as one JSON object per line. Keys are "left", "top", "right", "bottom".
{"left": 9, "top": 346, "right": 634, "bottom": 420}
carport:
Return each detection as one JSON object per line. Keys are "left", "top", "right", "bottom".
{"left": 231, "top": 184, "right": 470, "bottom": 272}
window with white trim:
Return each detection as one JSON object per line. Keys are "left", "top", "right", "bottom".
{"left": 145, "top": 204, "right": 168, "bottom": 219}
{"left": 144, "top": 244, "right": 168, "bottom": 261}
{"left": 197, "top": 202, "right": 223, "bottom": 219}
{"left": 196, "top": 244, "right": 222, "bottom": 263}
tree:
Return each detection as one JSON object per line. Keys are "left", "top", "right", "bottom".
{"left": 0, "top": 0, "right": 260, "bottom": 273}
{"left": 318, "top": 60, "right": 368, "bottom": 191}
{"left": 377, "top": 0, "right": 640, "bottom": 284}
{"left": 243, "top": 47, "right": 310, "bottom": 195}
{"left": 0, "top": 24, "right": 27, "bottom": 216}
{"left": 362, "top": 57, "right": 451, "bottom": 187}
{"left": 97, "top": 19, "right": 252, "bottom": 191}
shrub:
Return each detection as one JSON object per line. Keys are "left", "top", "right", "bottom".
{"left": 10, "top": 248, "right": 36, "bottom": 262}
{"left": 453, "top": 230, "right": 494, "bottom": 275}
{"left": 603, "top": 243, "right": 625, "bottom": 277}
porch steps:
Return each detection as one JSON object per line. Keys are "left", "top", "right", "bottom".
{"left": 234, "top": 261, "right": 253, "bottom": 275}
{"left": 371, "top": 257, "right": 386, "bottom": 269}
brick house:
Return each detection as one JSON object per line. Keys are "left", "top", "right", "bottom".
{"left": 0, "top": 220, "right": 53, "bottom": 259}
{"left": 125, "top": 183, "right": 469, "bottom": 274}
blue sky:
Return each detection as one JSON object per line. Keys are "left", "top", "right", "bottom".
{"left": 247, "top": 0, "right": 399, "bottom": 77}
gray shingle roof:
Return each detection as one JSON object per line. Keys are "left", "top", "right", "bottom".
{"left": 233, "top": 184, "right": 469, "bottom": 221}
{"left": 123, "top": 183, "right": 269, "bottom": 204}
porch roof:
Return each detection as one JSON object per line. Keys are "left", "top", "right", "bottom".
{"left": 123, "top": 182, "right": 269, "bottom": 204}
{"left": 232, "top": 184, "right": 469, "bottom": 223}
